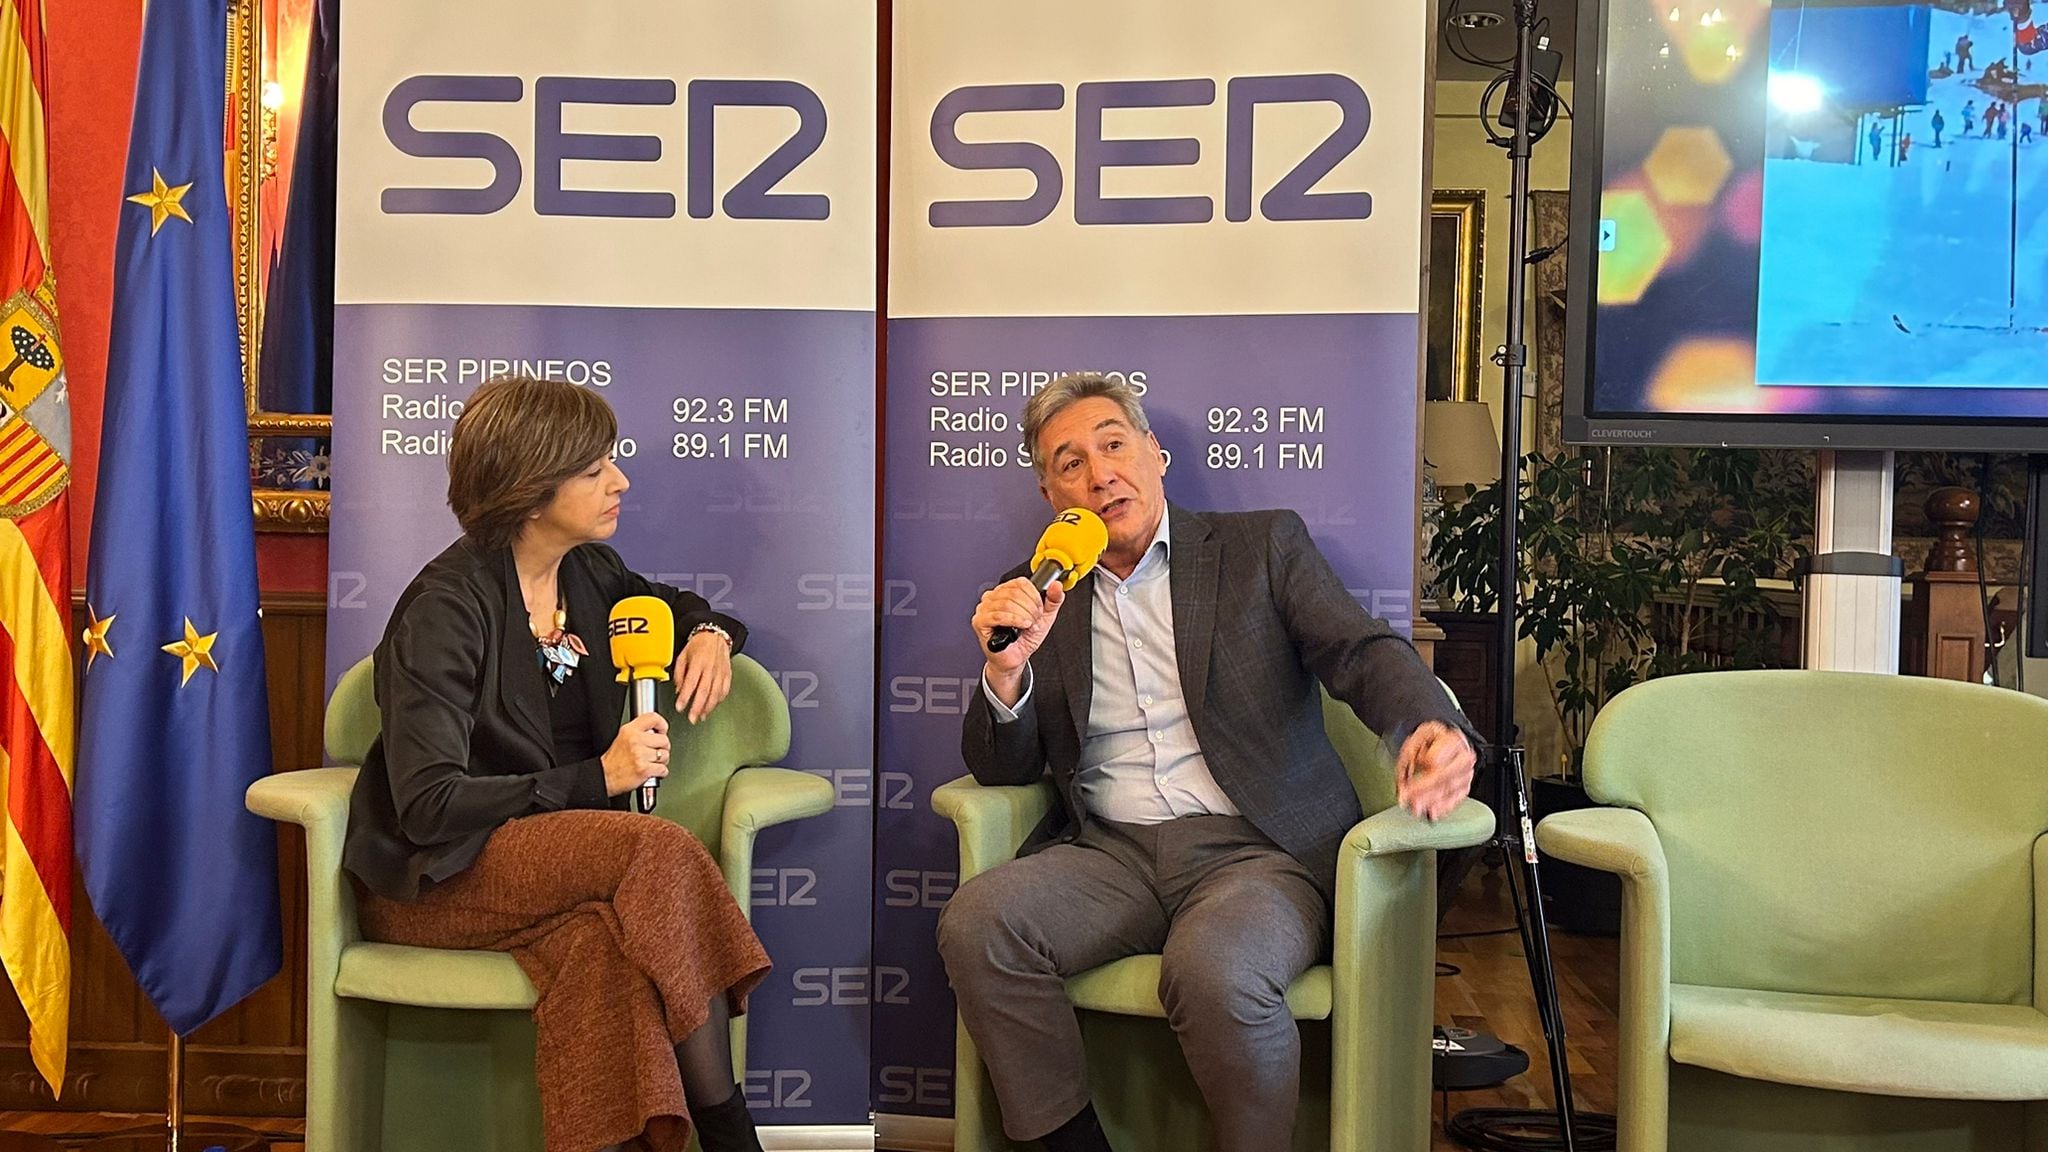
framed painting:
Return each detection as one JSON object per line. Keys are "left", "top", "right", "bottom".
{"left": 1428, "top": 190, "right": 1486, "bottom": 402}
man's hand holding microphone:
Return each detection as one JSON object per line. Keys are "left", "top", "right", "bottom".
{"left": 972, "top": 509, "right": 1109, "bottom": 709}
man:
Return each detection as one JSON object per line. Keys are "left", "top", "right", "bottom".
{"left": 937, "top": 374, "right": 1478, "bottom": 1152}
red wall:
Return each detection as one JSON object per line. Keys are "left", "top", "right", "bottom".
{"left": 48, "top": 0, "right": 328, "bottom": 596}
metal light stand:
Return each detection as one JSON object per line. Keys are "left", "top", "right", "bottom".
{"left": 1445, "top": 0, "right": 1583, "bottom": 1147}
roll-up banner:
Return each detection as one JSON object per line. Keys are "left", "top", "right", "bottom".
{"left": 329, "top": 0, "right": 876, "bottom": 1124}
{"left": 876, "top": 0, "right": 1433, "bottom": 1119}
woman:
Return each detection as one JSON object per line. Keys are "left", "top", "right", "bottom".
{"left": 343, "top": 376, "right": 767, "bottom": 1152}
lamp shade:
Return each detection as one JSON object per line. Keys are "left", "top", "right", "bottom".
{"left": 1423, "top": 400, "right": 1501, "bottom": 492}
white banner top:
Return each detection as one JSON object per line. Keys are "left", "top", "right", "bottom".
{"left": 336, "top": 0, "right": 877, "bottom": 311}
{"left": 888, "top": 0, "right": 1429, "bottom": 319}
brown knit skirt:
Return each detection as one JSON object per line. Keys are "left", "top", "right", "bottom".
{"left": 357, "top": 809, "right": 771, "bottom": 1152}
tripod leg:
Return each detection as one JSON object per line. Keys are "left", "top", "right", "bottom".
{"left": 1501, "top": 746, "right": 1580, "bottom": 1150}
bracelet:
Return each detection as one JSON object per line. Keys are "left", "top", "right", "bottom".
{"left": 689, "top": 622, "right": 734, "bottom": 649}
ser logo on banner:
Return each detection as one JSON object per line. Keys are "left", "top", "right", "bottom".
{"left": 752, "top": 867, "right": 821, "bottom": 908}
{"left": 929, "top": 74, "right": 1371, "bottom": 227}
{"left": 381, "top": 76, "right": 831, "bottom": 220}
{"left": 743, "top": 1069, "right": 815, "bottom": 1110}
{"left": 889, "top": 675, "right": 981, "bottom": 715}
{"left": 882, "top": 869, "right": 957, "bottom": 909}
{"left": 877, "top": 1067, "right": 953, "bottom": 1109}
{"left": 796, "top": 574, "right": 920, "bottom": 615}
{"left": 766, "top": 669, "right": 823, "bottom": 710}
{"left": 793, "top": 966, "right": 913, "bottom": 1006}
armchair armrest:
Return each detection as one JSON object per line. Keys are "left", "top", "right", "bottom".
{"left": 2033, "top": 834, "right": 2048, "bottom": 1017}
{"left": 931, "top": 775, "right": 1055, "bottom": 883}
{"left": 248, "top": 768, "right": 359, "bottom": 895}
{"left": 1536, "top": 805, "right": 1665, "bottom": 880}
{"left": 1325, "top": 797, "right": 1492, "bottom": 1149}
{"left": 719, "top": 766, "right": 836, "bottom": 913}
{"left": 1535, "top": 805, "right": 1672, "bottom": 1152}
{"left": 247, "top": 766, "right": 357, "bottom": 830}
{"left": 246, "top": 767, "right": 365, "bottom": 995}
{"left": 723, "top": 766, "right": 834, "bottom": 832}
{"left": 1341, "top": 796, "right": 1494, "bottom": 862}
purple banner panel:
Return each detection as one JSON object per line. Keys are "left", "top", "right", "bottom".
{"left": 330, "top": 302, "right": 875, "bottom": 1124}
{"left": 873, "top": 312, "right": 1419, "bottom": 1115}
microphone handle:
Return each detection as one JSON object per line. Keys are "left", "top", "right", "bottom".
{"left": 987, "top": 557, "right": 1071, "bottom": 653}
{"left": 632, "top": 677, "right": 661, "bottom": 814}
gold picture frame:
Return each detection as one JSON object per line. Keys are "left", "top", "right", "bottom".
{"left": 1428, "top": 189, "right": 1486, "bottom": 403}
{"left": 228, "top": 0, "right": 329, "bottom": 533}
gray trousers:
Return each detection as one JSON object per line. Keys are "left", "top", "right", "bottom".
{"left": 937, "top": 815, "right": 1330, "bottom": 1151}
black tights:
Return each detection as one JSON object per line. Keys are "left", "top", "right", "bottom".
{"left": 676, "top": 993, "right": 759, "bottom": 1152}
{"left": 675, "top": 992, "right": 739, "bottom": 1108}
{"left": 598, "top": 995, "right": 757, "bottom": 1152}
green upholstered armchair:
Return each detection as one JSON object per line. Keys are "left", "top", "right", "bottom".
{"left": 245, "top": 653, "right": 834, "bottom": 1152}
{"left": 932, "top": 690, "right": 1494, "bottom": 1152}
{"left": 1535, "top": 669, "right": 2048, "bottom": 1152}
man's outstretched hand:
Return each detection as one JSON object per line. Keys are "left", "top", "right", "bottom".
{"left": 1395, "top": 721, "right": 1476, "bottom": 822}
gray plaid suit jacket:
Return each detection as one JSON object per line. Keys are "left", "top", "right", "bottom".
{"left": 961, "top": 504, "right": 1476, "bottom": 898}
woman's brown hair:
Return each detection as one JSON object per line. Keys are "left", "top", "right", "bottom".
{"left": 446, "top": 376, "right": 618, "bottom": 550}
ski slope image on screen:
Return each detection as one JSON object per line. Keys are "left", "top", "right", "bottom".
{"left": 1758, "top": 1, "right": 2048, "bottom": 389}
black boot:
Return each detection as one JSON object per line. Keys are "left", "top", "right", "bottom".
{"left": 1038, "top": 1103, "right": 1113, "bottom": 1152}
{"left": 690, "top": 1084, "right": 763, "bottom": 1152}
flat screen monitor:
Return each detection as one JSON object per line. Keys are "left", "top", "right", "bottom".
{"left": 1566, "top": 0, "right": 2048, "bottom": 450}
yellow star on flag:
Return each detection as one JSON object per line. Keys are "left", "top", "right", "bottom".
{"left": 126, "top": 167, "right": 194, "bottom": 235}
{"left": 82, "top": 606, "right": 115, "bottom": 670}
{"left": 161, "top": 617, "right": 219, "bottom": 686}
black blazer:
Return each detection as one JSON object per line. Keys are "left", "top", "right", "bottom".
{"left": 343, "top": 537, "right": 746, "bottom": 901}
{"left": 961, "top": 506, "right": 1476, "bottom": 898}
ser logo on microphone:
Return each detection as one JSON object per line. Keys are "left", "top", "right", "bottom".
{"left": 608, "top": 616, "right": 652, "bottom": 636}
{"left": 1052, "top": 509, "right": 1085, "bottom": 527}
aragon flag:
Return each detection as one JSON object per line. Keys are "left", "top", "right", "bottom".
{"left": 0, "top": 0, "right": 78, "bottom": 1097}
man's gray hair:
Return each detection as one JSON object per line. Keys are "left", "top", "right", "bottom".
{"left": 1021, "top": 373, "right": 1151, "bottom": 477}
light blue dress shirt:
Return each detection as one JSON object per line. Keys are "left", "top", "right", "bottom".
{"left": 984, "top": 507, "right": 1239, "bottom": 823}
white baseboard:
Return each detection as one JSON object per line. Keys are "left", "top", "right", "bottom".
{"left": 874, "top": 1113, "right": 954, "bottom": 1152}
{"left": 761, "top": 1123, "right": 879, "bottom": 1152}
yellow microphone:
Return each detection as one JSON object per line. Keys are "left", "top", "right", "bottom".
{"left": 608, "top": 596, "right": 674, "bottom": 813}
{"left": 987, "top": 507, "right": 1109, "bottom": 653}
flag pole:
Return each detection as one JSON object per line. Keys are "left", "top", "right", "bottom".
{"left": 166, "top": 1030, "right": 184, "bottom": 1152}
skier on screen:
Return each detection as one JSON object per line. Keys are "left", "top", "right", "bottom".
{"left": 1933, "top": 108, "right": 1947, "bottom": 147}
{"left": 1959, "top": 32, "right": 1977, "bottom": 71}
{"left": 1870, "top": 121, "right": 1886, "bottom": 160}
{"left": 1965, "top": 99, "right": 1979, "bottom": 135}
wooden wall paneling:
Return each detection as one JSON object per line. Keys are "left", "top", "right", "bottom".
{"left": 0, "top": 594, "right": 324, "bottom": 1116}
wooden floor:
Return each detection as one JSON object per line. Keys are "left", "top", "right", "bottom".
{"left": 0, "top": 860, "right": 1618, "bottom": 1152}
{"left": 1431, "top": 857, "right": 1620, "bottom": 1150}
{"left": 0, "top": 1115, "right": 303, "bottom": 1151}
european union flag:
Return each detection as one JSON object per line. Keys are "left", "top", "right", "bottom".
{"left": 76, "top": 0, "right": 282, "bottom": 1036}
